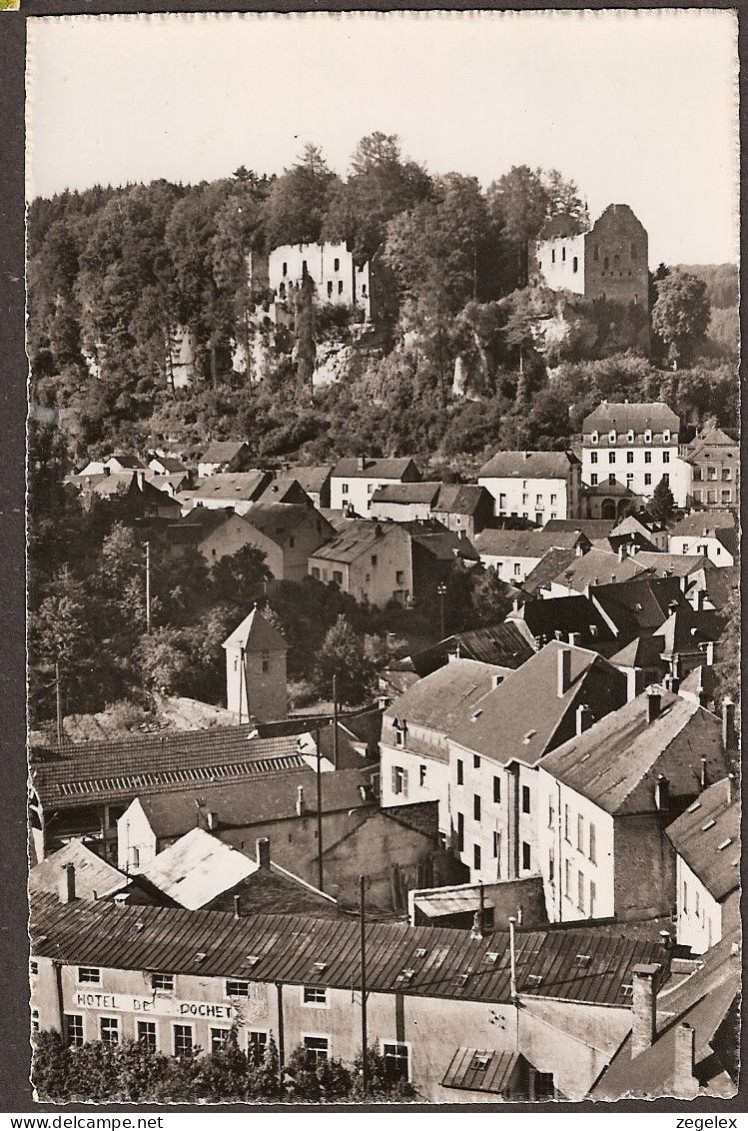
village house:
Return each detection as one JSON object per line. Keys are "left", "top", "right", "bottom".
{"left": 545, "top": 546, "right": 652, "bottom": 597}
{"left": 30, "top": 892, "right": 669, "bottom": 1101}
{"left": 505, "top": 593, "right": 617, "bottom": 653}
{"left": 329, "top": 456, "right": 422, "bottom": 515}
{"left": 666, "top": 774, "right": 739, "bottom": 955}
{"left": 195, "top": 504, "right": 335, "bottom": 582}
{"left": 188, "top": 471, "right": 273, "bottom": 515}
{"left": 147, "top": 455, "right": 188, "bottom": 476}
{"left": 667, "top": 511, "right": 737, "bottom": 568}
{"left": 197, "top": 441, "right": 252, "bottom": 478}
{"left": 535, "top": 689, "right": 730, "bottom": 924}
{"left": 685, "top": 423, "right": 739, "bottom": 510}
{"left": 223, "top": 606, "right": 288, "bottom": 722}
{"left": 272, "top": 466, "right": 333, "bottom": 510}
{"left": 580, "top": 401, "right": 690, "bottom": 510}
{"left": 472, "top": 529, "right": 588, "bottom": 584}
{"left": 369, "top": 482, "right": 442, "bottom": 524}
{"left": 405, "top": 622, "right": 536, "bottom": 679}
{"left": 77, "top": 453, "right": 145, "bottom": 476}
{"left": 477, "top": 451, "right": 581, "bottom": 525}
{"left": 381, "top": 644, "right": 628, "bottom": 884}
{"left": 430, "top": 484, "right": 495, "bottom": 538}
{"left": 308, "top": 519, "right": 413, "bottom": 607}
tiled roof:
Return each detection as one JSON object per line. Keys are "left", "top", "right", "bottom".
{"left": 478, "top": 450, "right": 577, "bottom": 480}
{"left": 539, "top": 692, "right": 727, "bottom": 815}
{"left": 631, "top": 552, "right": 710, "bottom": 578}
{"left": 687, "top": 423, "right": 738, "bottom": 458}
{"left": 510, "top": 595, "right": 615, "bottom": 648}
{"left": 582, "top": 402, "right": 680, "bottom": 434}
{"left": 552, "top": 549, "right": 651, "bottom": 592}
{"left": 433, "top": 484, "right": 492, "bottom": 516}
{"left": 473, "top": 529, "right": 583, "bottom": 558}
{"left": 383, "top": 658, "right": 503, "bottom": 754}
{"left": 521, "top": 547, "right": 581, "bottom": 596}
{"left": 331, "top": 457, "right": 420, "bottom": 480}
{"left": 308, "top": 519, "right": 405, "bottom": 564}
{"left": 665, "top": 779, "right": 739, "bottom": 901}
{"left": 199, "top": 441, "right": 248, "bottom": 464}
{"left": 150, "top": 456, "right": 187, "bottom": 473}
{"left": 410, "top": 623, "right": 535, "bottom": 676}
{"left": 133, "top": 765, "right": 375, "bottom": 838}
{"left": 447, "top": 641, "right": 626, "bottom": 766}
{"left": 275, "top": 466, "right": 333, "bottom": 494}
{"left": 251, "top": 480, "right": 312, "bottom": 506}
{"left": 544, "top": 519, "right": 616, "bottom": 538}
{"left": 371, "top": 482, "right": 441, "bottom": 505}
{"left": 29, "top": 840, "right": 129, "bottom": 899}
{"left": 191, "top": 472, "right": 269, "bottom": 503}
{"left": 241, "top": 503, "right": 331, "bottom": 544}
{"left": 402, "top": 520, "right": 480, "bottom": 562}
{"left": 30, "top": 895, "right": 666, "bottom": 1008}
{"left": 669, "top": 510, "right": 736, "bottom": 537}
{"left": 591, "top": 577, "right": 686, "bottom": 637}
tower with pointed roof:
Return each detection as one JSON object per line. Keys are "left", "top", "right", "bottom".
{"left": 222, "top": 605, "right": 288, "bottom": 722}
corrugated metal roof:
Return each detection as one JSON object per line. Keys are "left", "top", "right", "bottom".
{"left": 442, "top": 1048, "right": 523, "bottom": 1094}
{"left": 665, "top": 779, "right": 739, "bottom": 901}
{"left": 30, "top": 895, "right": 666, "bottom": 1008}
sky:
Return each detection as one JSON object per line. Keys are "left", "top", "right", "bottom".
{"left": 26, "top": 10, "right": 739, "bottom": 265}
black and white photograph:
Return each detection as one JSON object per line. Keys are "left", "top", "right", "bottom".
{"left": 24, "top": 8, "right": 740, "bottom": 1105}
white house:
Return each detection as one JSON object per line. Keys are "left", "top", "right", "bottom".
{"left": 477, "top": 451, "right": 581, "bottom": 525}
{"left": 329, "top": 457, "right": 422, "bottom": 515}
{"left": 667, "top": 512, "right": 737, "bottom": 568}
{"left": 471, "top": 529, "right": 586, "bottom": 584}
{"left": 666, "top": 776, "right": 739, "bottom": 954}
{"left": 268, "top": 242, "right": 373, "bottom": 320}
{"left": 581, "top": 402, "right": 690, "bottom": 508}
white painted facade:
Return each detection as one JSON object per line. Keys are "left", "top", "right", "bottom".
{"left": 447, "top": 741, "right": 512, "bottom": 882}
{"left": 474, "top": 549, "right": 549, "bottom": 584}
{"left": 668, "top": 533, "right": 735, "bottom": 568}
{"left": 379, "top": 736, "right": 451, "bottom": 837}
{"left": 477, "top": 475, "right": 572, "bottom": 525}
{"left": 675, "top": 854, "right": 724, "bottom": 955}
{"left": 581, "top": 432, "right": 690, "bottom": 508}
{"left": 117, "top": 798, "right": 158, "bottom": 874}
{"left": 536, "top": 769, "right": 614, "bottom": 924}
{"left": 330, "top": 474, "right": 413, "bottom": 516}
{"left": 268, "top": 242, "right": 372, "bottom": 320}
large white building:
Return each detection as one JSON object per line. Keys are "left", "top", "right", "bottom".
{"left": 581, "top": 402, "right": 690, "bottom": 509}
{"left": 329, "top": 457, "right": 422, "bottom": 515}
{"left": 477, "top": 451, "right": 581, "bottom": 525}
{"left": 268, "top": 242, "right": 373, "bottom": 320}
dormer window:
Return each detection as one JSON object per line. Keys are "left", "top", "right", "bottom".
{"left": 644, "top": 429, "right": 652, "bottom": 444}
{"left": 663, "top": 430, "right": 671, "bottom": 443}
{"left": 590, "top": 431, "right": 599, "bottom": 444}
{"left": 609, "top": 430, "right": 616, "bottom": 444}
{"left": 627, "top": 430, "right": 634, "bottom": 443}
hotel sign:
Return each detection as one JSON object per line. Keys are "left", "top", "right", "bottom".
{"left": 74, "top": 991, "right": 235, "bottom": 1020}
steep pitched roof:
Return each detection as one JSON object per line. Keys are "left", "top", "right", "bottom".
{"left": 410, "top": 623, "right": 535, "bottom": 676}
{"left": 687, "top": 423, "right": 738, "bottom": 458}
{"left": 669, "top": 510, "right": 736, "bottom": 537}
{"left": 331, "top": 456, "right": 420, "bottom": 480}
{"left": 275, "top": 466, "right": 333, "bottom": 494}
{"left": 665, "top": 779, "right": 739, "bottom": 901}
{"left": 371, "top": 482, "right": 442, "bottom": 505}
{"left": 582, "top": 402, "right": 680, "bottom": 434}
{"left": 199, "top": 440, "right": 249, "bottom": 464}
{"left": 308, "top": 519, "right": 406, "bottom": 563}
{"left": 384, "top": 658, "right": 503, "bottom": 740}
{"left": 609, "top": 634, "right": 666, "bottom": 670}
{"left": 473, "top": 529, "right": 583, "bottom": 558}
{"left": 403, "top": 520, "right": 480, "bottom": 562}
{"left": 448, "top": 641, "right": 626, "bottom": 765}
{"left": 539, "top": 691, "right": 727, "bottom": 815}
{"left": 591, "top": 577, "right": 686, "bottom": 637}
{"left": 191, "top": 472, "right": 269, "bottom": 503}
{"left": 222, "top": 606, "right": 287, "bottom": 652}
{"left": 478, "top": 450, "right": 577, "bottom": 480}
{"left": 137, "top": 828, "right": 258, "bottom": 910}
{"left": 655, "top": 607, "right": 721, "bottom": 656}
{"left": 241, "top": 503, "right": 332, "bottom": 545}
{"left": 29, "top": 839, "right": 129, "bottom": 900}
{"left": 521, "top": 547, "right": 581, "bottom": 596}
{"left": 551, "top": 548, "right": 651, "bottom": 591}
{"left": 509, "top": 595, "right": 615, "bottom": 648}
{"left": 433, "top": 484, "right": 493, "bottom": 515}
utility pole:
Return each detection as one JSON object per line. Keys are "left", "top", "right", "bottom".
{"left": 238, "top": 647, "right": 244, "bottom": 725}
{"left": 315, "top": 728, "right": 324, "bottom": 893}
{"left": 55, "top": 661, "right": 63, "bottom": 752}
{"left": 437, "top": 581, "right": 447, "bottom": 639}
{"left": 332, "top": 673, "right": 339, "bottom": 770}
{"left": 145, "top": 541, "right": 152, "bottom": 634}
{"left": 359, "top": 873, "right": 368, "bottom": 1098}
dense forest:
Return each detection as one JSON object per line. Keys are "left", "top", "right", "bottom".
{"left": 27, "top": 133, "right": 739, "bottom": 731}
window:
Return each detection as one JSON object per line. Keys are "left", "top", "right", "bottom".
{"left": 627, "top": 473, "right": 634, "bottom": 486}
{"left": 693, "top": 489, "right": 702, "bottom": 502}
{"left": 536, "top": 1072, "right": 555, "bottom": 1100}
{"left": 248, "top": 1031, "right": 268, "bottom": 1061}
{"left": 663, "top": 451, "right": 670, "bottom": 464}
{"left": 573, "top": 256, "right": 578, "bottom": 273}
{"left": 522, "top": 786, "right": 531, "bottom": 814}
{"left": 226, "top": 979, "right": 250, "bottom": 998}
{"left": 590, "top": 451, "right": 598, "bottom": 464}
{"left": 65, "top": 1015, "right": 84, "bottom": 1048}
{"left": 522, "top": 842, "right": 531, "bottom": 871}
{"left": 722, "top": 467, "right": 732, "bottom": 480}
{"left": 396, "top": 570, "right": 405, "bottom": 585}
{"left": 644, "top": 429, "right": 652, "bottom": 444}
{"left": 473, "top": 753, "right": 481, "bottom": 770}
{"left": 32, "top": 1010, "right": 40, "bottom": 1035}
{"left": 457, "top": 812, "right": 464, "bottom": 853}
{"left": 262, "top": 653, "right": 270, "bottom": 673}
{"left": 151, "top": 973, "right": 175, "bottom": 993}
{"left": 577, "top": 870, "right": 585, "bottom": 912}
{"left": 644, "top": 473, "right": 651, "bottom": 486}
{"left": 722, "top": 490, "right": 731, "bottom": 504}
{"left": 626, "top": 451, "right": 634, "bottom": 464}
{"left": 644, "top": 450, "right": 652, "bottom": 464}
{"left": 550, "top": 493, "right": 557, "bottom": 504}
{"left": 211, "top": 1027, "right": 231, "bottom": 1052}
{"left": 551, "top": 248, "right": 556, "bottom": 263}
{"left": 590, "top": 474, "right": 598, "bottom": 486}
{"left": 334, "top": 257, "right": 340, "bottom": 272}
{"left": 302, "top": 1036, "right": 330, "bottom": 1067}
{"left": 589, "top": 880, "right": 596, "bottom": 918}
{"left": 311, "top": 567, "right": 320, "bottom": 579}
{"left": 564, "top": 858, "right": 571, "bottom": 897}
{"left": 591, "top": 430, "right": 599, "bottom": 444}
{"left": 474, "top": 844, "right": 482, "bottom": 871}
{"left": 535, "top": 493, "right": 542, "bottom": 506}
{"left": 493, "top": 776, "right": 501, "bottom": 804}
{"left": 608, "top": 474, "right": 616, "bottom": 486}
{"left": 608, "top": 451, "right": 615, "bottom": 464}
{"left": 341, "top": 483, "right": 349, "bottom": 495}
{"left": 548, "top": 846, "right": 555, "bottom": 883}
{"left": 332, "top": 570, "right": 343, "bottom": 585}
{"left": 577, "top": 813, "right": 584, "bottom": 851}
{"left": 392, "top": 766, "right": 408, "bottom": 798}
{"left": 609, "top": 430, "right": 616, "bottom": 443}
{"left": 327, "top": 281, "right": 333, "bottom": 297}
{"left": 338, "top": 281, "right": 343, "bottom": 295}
{"left": 548, "top": 799, "right": 555, "bottom": 830}
{"left": 662, "top": 473, "right": 670, "bottom": 485}
{"left": 562, "top": 247, "right": 566, "bottom": 262}
{"left": 663, "top": 430, "right": 671, "bottom": 444}
{"left": 361, "top": 285, "right": 367, "bottom": 297}
{"left": 627, "top": 430, "right": 635, "bottom": 444}
{"left": 493, "top": 831, "right": 500, "bottom": 860}
{"left": 473, "top": 794, "right": 481, "bottom": 822}
{"left": 303, "top": 986, "right": 328, "bottom": 1006}
{"left": 695, "top": 889, "right": 700, "bottom": 918}
{"left": 282, "top": 262, "right": 288, "bottom": 277}
{"left": 30, "top": 960, "right": 38, "bottom": 977}
{"left": 302, "top": 260, "right": 308, "bottom": 274}
{"left": 382, "top": 1042, "right": 410, "bottom": 1081}
{"left": 173, "top": 1024, "right": 194, "bottom": 1057}
{"left": 513, "top": 563, "right": 521, "bottom": 577}
{"left": 78, "top": 967, "right": 100, "bottom": 985}
{"left": 682, "top": 880, "right": 688, "bottom": 913}
{"left": 456, "top": 759, "right": 464, "bottom": 785}
{"left": 100, "top": 1017, "right": 119, "bottom": 1045}
{"left": 589, "top": 822, "right": 596, "bottom": 864}
{"left": 137, "top": 1021, "right": 157, "bottom": 1051}
{"left": 564, "top": 805, "right": 570, "bottom": 842}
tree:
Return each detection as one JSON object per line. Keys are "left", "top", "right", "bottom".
{"left": 209, "top": 544, "right": 271, "bottom": 611}
{"left": 133, "top": 628, "right": 191, "bottom": 695}
{"left": 648, "top": 476, "right": 676, "bottom": 524}
{"left": 651, "top": 269, "right": 710, "bottom": 369}
{"left": 313, "top": 615, "right": 375, "bottom": 705}
{"left": 264, "top": 144, "right": 340, "bottom": 248}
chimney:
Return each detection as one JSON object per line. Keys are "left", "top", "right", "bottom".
{"left": 576, "top": 541, "right": 585, "bottom": 557}
{"left": 654, "top": 773, "right": 669, "bottom": 812}
{"left": 59, "top": 862, "right": 76, "bottom": 905}
{"left": 357, "top": 456, "right": 366, "bottom": 471}
{"left": 697, "top": 589, "right": 706, "bottom": 612}
{"left": 568, "top": 631, "right": 581, "bottom": 647}
{"left": 726, "top": 773, "right": 735, "bottom": 805}
{"left": 470, "top": 910, "right": 484, "bottom": 940}
{"left": 576, "top": 703, "right": 593, "bottom": 735}
{"left": 295, "top": 785, "right": 306, "bottom": 817}
{"left": 673, "top": 1023, "right": 699, "bottom": 1098}
{"left": 618, "top": 543, "right": 628, "bottom": 561}
{"left": 256, "top": 837, "right": 271, "bottom": 869}
{"left": 206, "top": 811, "right": 218, "bottom": 831}
{"left": 722, "top": 697, "right": 736, "bottom": 752}
{"left": 647, "top": 687, "right": 662, "bottom": 724}
{"left": 700, "top": 757, "right": 707, "bottom": 790}
{"left": 626, "top": 667, "right": 645, "bottom": 702}
{"left": 631, "top": 963, "right": 661, "bottom": 1057}
{"left": 233, "top": 894, "right": 241, "bottom": 919}
{"left": 557, "top": 648, "right": 572, "bottom": 698}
